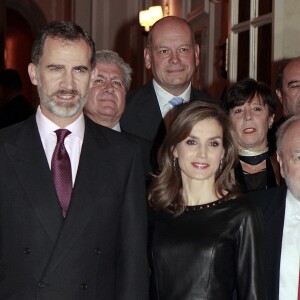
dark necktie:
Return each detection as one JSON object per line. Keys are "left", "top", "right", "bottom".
{"left": 51, "top": 129, "right": 72, "bottom": 218}
{"left": 169, "top": 97, "right": 184, "bottom": 107}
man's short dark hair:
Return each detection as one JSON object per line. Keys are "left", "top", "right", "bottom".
{"left": 31, "top": 20, "right": 96, "bottom": 68}
{"left": 275, "top": 56, "right": 300, "bottom": 92}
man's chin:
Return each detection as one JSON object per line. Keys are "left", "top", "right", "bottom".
{"left": 164, "top": 79, "right": 190, "bottom": 88}
{"left": 50, "top": 103, "right": 83, "bottom": 118}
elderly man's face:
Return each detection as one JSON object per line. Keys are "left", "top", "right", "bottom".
{"left": 84, "top": 62, "right": 126, "bottom": 127}
{"left": 277, "top": 120, "right": 300, "bottom": 200}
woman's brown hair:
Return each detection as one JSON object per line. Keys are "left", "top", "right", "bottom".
{"left": 148, "top": 101, "right": 239, "bottom": 216}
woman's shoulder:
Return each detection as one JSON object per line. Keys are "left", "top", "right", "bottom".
{"left": 223, "top": 197, "right": 263, "bottom": 232}
{"left": 225, "top": 195, "right": 262, "bottom": 215}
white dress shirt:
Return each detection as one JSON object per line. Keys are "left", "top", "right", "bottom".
{"left": 36, "top": 106, "right": 85, "bottom": 186}
{"left": 153, "top": 79, "right": 191, "bottom": 118}
{"left": 279, "top": 189, "right": 300, "bottom": 300}
{"left": 112, "top": 122, "right": 121, "bottom": 132}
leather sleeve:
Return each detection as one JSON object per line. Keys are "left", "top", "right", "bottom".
{"left": 236, "top": 202, "right": 266, "bottom": 300}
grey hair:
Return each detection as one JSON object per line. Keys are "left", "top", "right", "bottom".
{"left": 95, "top": 50, "right": 132, "bottom": 91}
{"left": 276, "top": 114, "right": 300, "bottom": 154}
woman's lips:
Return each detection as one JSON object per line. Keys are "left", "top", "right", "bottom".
{"left": 192, "top": 162, "right": 209, "bottom": 169}
{"left": 243, "top": 127, "right": 256, "bottom": 134}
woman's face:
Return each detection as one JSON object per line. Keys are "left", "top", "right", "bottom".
{"left": 173, "top": 118, "right": 225, "bottom": 186}
{"left": 229, "top": 96, "right": 274, "bottom": 151}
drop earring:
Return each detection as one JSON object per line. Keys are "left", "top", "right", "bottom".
{"left": 173, "top": 157, "right": 177, "bottom": 170}
{"left": 219, "top": 159, "right": 223, "bottom": 171}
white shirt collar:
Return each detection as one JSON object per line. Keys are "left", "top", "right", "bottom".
{"left": 112, "top": 123, "right": 121, "bottom": 132}
{"left": 153, "top": 79, "right": 191, "bottom": 117}
{"left": 35, "top": 105, "right": 85, "bottom": 142}
{"left": 285, "top": 189, "right": 300, "bottom": 218}
{"left": 153, "top": 79, "right": 191, "bottom": 103}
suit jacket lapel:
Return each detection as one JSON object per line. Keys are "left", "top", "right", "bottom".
{"left": 5, "top": 117, "right": 63, "bottom": 243}
{"left": 136, "top": 82, "right": 162, "bottom": 142}
{"left": 263, "top": 187, "right": 286, "bottom": 300}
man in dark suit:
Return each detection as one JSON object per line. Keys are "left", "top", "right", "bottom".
{"left": 84, "top": 49, "right": 152, "bottom": 179}
{"left": 120, "top": 16, "right": 214, "bottom": 167}
{"left": 268, "top": 56, "right": 300, "bottom": 153}
{"left": 0, "top": 21, "right": 148, "bottom": 300}
{"left": 247, "top": 114, "right": 300, "bottom": 300}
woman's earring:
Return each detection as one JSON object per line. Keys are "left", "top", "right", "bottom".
{"left": 219, "top": 159, "right": 223, "bottom": 171}
{"left": 173, "top": 157, "right": 177, "bottom": 170}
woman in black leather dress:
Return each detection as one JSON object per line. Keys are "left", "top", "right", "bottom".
{"left": 222, "top": 78, "right": 281, "bottom": 192}
{"left": 148, "top": 101, "right": 265, "bottom": 300}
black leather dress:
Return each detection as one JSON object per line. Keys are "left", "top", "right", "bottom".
{"left": 148, "top": 197, "right": 265, "bottom": 300}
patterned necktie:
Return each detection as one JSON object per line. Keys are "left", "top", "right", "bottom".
{"left": 51, "top": 129, "right": 72, "bottom": 218}
{"left": 169, "top": 97, "right": 184, "bottom": 107}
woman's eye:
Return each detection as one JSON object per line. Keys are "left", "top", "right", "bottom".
{"left": 209, "top": 141, "right": 219, "bottom": 147}
{"left": 186, "top": 139, "right": 196, "bottom": 145}
{"left": 253, "top": 106, "right": 262, "bottom": 111}
{"left": 233, "top": 108, "right": 242, "bottom": 114}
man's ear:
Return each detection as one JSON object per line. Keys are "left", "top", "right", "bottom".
{"left": 194, "top": 44, "right": 200, "bottom": 67}
{"left": 269, "top": 114, "right": 275, "bottom": 129}
{"left": 28, "top": 63, "right": 38, "bottom": 86}
{"left": 90, "top": 67, "right": 98, "bottom": 88}
{"left": 144, "top": 48, "right": 152, "bottom": 70}
{"left": 276, "top": 89, "right": 283, "bottom": 104}
{"left": 277, "top": 152, "right": 285, "bottom": 179}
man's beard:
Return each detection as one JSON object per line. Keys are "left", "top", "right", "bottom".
{"left": 37, "top": 86, "right": 88, "bottom": 118}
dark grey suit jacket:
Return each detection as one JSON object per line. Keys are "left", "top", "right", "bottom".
{"left": 0, "top": 116, "right": 149, "bottom": 300}
{"left": 247, "top": 186, "right": 287, "bottom": 300}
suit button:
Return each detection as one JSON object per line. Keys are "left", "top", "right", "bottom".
{"left": 81, "top": 282, "right": 88, "bottom": 290}
{"left": 94, "top": 248, "right": 101, "bottom": 255}
{"left": 37, "top": 281, "right": 46, "bottom": 288}
{"left": 24, "top": 248, "right": 31, "bottom": 255}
